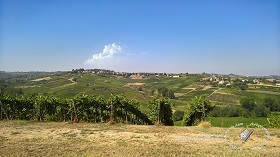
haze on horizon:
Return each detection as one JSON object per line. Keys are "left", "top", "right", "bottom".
{"left": 0, "top": 0, "right": 279, "bottom": 76}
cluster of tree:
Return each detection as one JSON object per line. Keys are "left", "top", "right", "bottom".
{"left": 231, "top": 81, "right": 248, "bottom": 90}
{"left": 210, "top": 97, "right": 279, "bottom": 118}
{"left": 240, "top": 97, "right": 280, "bottom": 117}
{"left": 152, "top": 87, "right": 175, "bottom": 99}
{"left": 210, "top": 105, "right": 245, "bottom": 117}
{"left": 183, "top": 95, "right": 214, "bottom": 126}
{"left": 0, "top": 94, "right": 153, "bottom": 125}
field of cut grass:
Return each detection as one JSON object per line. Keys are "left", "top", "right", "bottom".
{"left": 0, "top": 121, "right": 279, "bottom": 157}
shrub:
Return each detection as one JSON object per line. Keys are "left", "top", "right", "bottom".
{"left": 268, "top": 114, "right": 280, "bottom": 128}
{"left": 240, "top": 97, "right": 256, "bottom": 111}
{"left": 263, "top": 98, "right": 279, "bottom": 112}
{"left": 253, "top": 104, "right": 270, "bottom": 117}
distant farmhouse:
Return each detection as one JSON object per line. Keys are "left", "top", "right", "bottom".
{"left": 253, "top": 79, "right": 260, "bottom": 84}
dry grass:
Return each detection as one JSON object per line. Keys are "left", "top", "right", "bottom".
{"left": 124, "top": 82, "right": 145, "bottom": 87}
{"left": 0, "top": 121, "right": 279, "bottom": 157}
{"left": 31, "top": 77, "right": 52, "bottom": 82}
{"left": 198, "top": 122, "right": 212, "bottom": 128}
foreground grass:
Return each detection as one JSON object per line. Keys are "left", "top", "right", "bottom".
{"left": 0, "top": 121, "right": 279, "bottom": 157}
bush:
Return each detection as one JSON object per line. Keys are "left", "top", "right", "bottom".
{"left": 240, "top": 97, "right": 256, "bottom": 111}
{"left": 268, "top": 114, "right": 280, "bottom": 128}
{"left": 253, "top": 104, "right": 270, "bottom": 117}
{"left": 263, "top": 98, "right": 279, "bottom": 112}
{"left": 239, "top": 108, "right": 252, "bottom": 118}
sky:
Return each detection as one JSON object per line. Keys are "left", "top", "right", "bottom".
{"left": 0, "top": 0, "right": 279, "bottom": 76}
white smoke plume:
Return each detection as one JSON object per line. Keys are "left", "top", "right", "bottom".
{"left": 84, "top": 43, "right": 122, "bottom": 64}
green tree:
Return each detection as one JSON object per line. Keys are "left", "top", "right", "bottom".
{"left": 156, "top": 87, "right": 175, "bottom": 99}
{"left": 148, "top": 98, "right": 173, "bottom": 126}
{"left": 253, "top": 104, "right": 270, "bottom": 117}
{"left": 240, "top": 97, "right": 256, "bottom": 111}
{"left": 183, "top": 95, "right": 214, "bottom": 126}
{"left": 263, "top": 97, "right": 279, "bottom": 112}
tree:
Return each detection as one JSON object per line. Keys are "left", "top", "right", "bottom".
{"left": 148, "top": 98, "right": 173, "bottom": 126}
{"left": 156, "top": 87, "right": 175, "bottom": 99}
{"left": 263, "top": 97, "right": 279, "bottom": 112}
{"left": 240, "top": 97, "right": 256, "bottom": 112}
{"left": 183, "top": 95, "right": 214, "bottom": 126}
{"left": 253, "top": 104, "right": 270, "bottom": 117}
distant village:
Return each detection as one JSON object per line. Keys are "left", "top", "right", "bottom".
{"left": 71, "top": 68, "right": 280, "bottom": 87}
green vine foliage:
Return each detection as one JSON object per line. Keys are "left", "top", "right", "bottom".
{"left": 268, "top": 114, "right": 280, "bottom": 128}
{"left": 183, "top": 95, "right": 214, "bottom": 126}
{"left": 148, "top": 97, "right": 173, "bottom": 126}
{"left": 0, "top": 93, "right": 152, "bottom": 125}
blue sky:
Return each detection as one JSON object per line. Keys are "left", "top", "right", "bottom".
{"left": 0, "top": 0, "right": 279, "bottom": 76}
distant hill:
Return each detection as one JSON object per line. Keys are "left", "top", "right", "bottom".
{"left": 1, "top": 70, "right": 280, "bottom": 112}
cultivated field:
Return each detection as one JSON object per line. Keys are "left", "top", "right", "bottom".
{"left": 19, "top": 73, "right": 280, "bottom": 108}
{"left": 0, "top": 121, "right": 279, "bottom": 157}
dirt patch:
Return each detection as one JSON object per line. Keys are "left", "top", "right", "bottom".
{"left": 182, "top": 87, "right": 195, "bottom": 90}
{"left": 124, "top": 82, "right": 145, "bottom": 87}
{"left": 31, "top": 77, "right": 51, "bottom": 82}
{"left": 130, "top": 74, "right": 144, "bottom": 79}
{"left": 203, "top": 85, "right": 212, "bottom": 90}
{"left": 174, "top": 93, "right": 185, "bottom": 97}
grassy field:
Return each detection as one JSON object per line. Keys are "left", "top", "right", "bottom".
{"left": 0, "top": 121, "right": 279, "bottom": 157}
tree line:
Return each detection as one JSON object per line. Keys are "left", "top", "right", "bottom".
{"left": 210, "top": 97, "right": 280, "bottom": 117}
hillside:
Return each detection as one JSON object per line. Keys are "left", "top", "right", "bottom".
{"left": 1, "top": 71, "right": 280, "bottom": 112}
